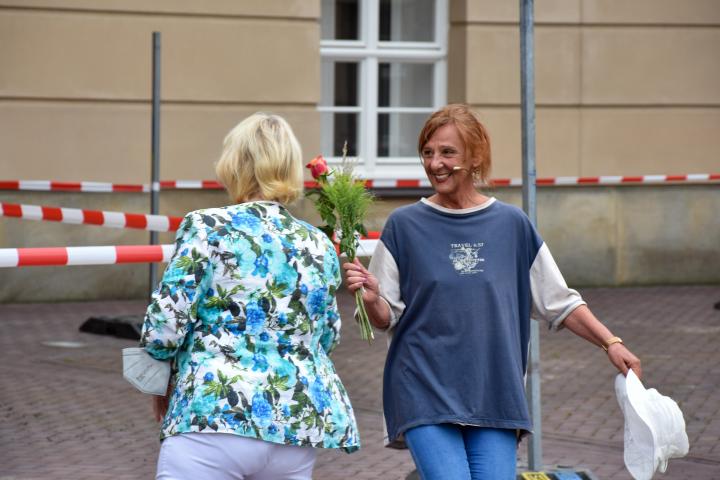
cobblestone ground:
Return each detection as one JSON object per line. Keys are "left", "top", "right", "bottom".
{"left": 1, "top": 285, "right": 718, "bottom": 479}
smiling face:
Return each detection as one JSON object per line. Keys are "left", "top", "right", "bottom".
{"left": 420, "top": 123, "right": 478, "bottom": 199}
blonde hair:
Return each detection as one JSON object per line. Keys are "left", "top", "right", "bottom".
{"left": 215, "top": 113, "right": 304, "bottom": 204}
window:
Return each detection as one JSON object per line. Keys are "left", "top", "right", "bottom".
{"left": 320, "top": 0, "right": 447, "bottom": 179}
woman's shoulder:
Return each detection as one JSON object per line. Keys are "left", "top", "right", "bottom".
{"left": 184, "top": 205, "right": 236, "bottom": 219}
{"left": 489, "top": 199, "right": 530, "bottom": 220}
{"left": 488, "top": 200, "right": 540, "bottom": 242}
{"left": 490, "top": 199, "right": 522, "bottom": 214}
{"left": 294, "top": 219, "right": 336, "bottom": 250}
{"left": 177, "top": 206, "right": 234, "bottom": 228}
{"left": 386, "top": 201, "right": 424, "bottom": 222}
{"left": 293, "top": 217, "right": 320, "bottom": 234}
{"left": 176, "top": 205, "right": 264, "bottom": 237}
{"left": 186, "top": 203, "right": 278, "bottom": 223}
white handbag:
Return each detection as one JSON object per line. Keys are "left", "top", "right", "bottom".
{"left": 122, "top": 347, "right": 171, "bottom": 395}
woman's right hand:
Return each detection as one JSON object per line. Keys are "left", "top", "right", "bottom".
{"left": 152, "top": 381, "right": 173, "bottom": 422}
{"left": 152, "top": 394, "right": 169, "bottom": 422}
{"left": 342, "top": 258, "right": 380, "bottom": 304}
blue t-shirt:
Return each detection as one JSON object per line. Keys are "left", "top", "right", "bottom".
{"left": 380, "top": 199, "right": 543, "bottom": 442}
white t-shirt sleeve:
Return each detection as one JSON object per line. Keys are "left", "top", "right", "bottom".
{"left": 530, "top": 243, "right": 586, "bottom": 331}
{"left": 368, "top": 240, "right": 405, "bottom": 331}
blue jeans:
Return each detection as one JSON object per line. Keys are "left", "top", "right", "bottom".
{"left": 404, "top": 424, "right": 517, "bottom": 480}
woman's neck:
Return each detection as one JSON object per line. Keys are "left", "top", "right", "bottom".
{"left": 428, "top": 191, "right": 489, "bottom": 210}
{"left": 238, "top": 194, "right": 268, "bottom": 203}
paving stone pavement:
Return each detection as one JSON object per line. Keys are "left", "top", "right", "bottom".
{"left": 1, "top": 285, "right": 719, "bottom": 479}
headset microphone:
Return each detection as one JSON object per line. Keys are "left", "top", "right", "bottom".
{"left": 452, "top": 166, "right": 469, "bottom": 172}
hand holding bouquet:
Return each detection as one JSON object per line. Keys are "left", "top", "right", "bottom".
{"left": 305, "top": 145, "right": 375, "bottom": 342}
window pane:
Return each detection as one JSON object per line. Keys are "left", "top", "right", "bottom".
{"left": 321, "top": 61, "right": 359, "bottom": 107}
{"left": 379, "top": 0, "right": 435, "bottom": 42}
{"left": 321, "top": 112, "right": 358, "bottom": 157}
{"left": 335, "top": 63, "right": 359, "bottom": 106}
{"left": 377, "top": 112, "right": 430, "bottom": 157}
{"left": 321, "top": 0, "right": 360, "bottom": 40}
{"left": 378, "top": 63, "right": 433, "bottom": 107}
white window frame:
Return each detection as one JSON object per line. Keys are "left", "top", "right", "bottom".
{"left": 319, "top": 0, "right": 448, "bottom": 180}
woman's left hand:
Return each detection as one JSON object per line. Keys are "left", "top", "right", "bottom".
{"left": 562, "top": 305, "right": 643, "bottom": 380}
{"left": 607, "top": 343, "right": 642, "bottom": 379}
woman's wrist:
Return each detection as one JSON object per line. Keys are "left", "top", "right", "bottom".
{"left": 365, "top": 295, "right": 392, "bottom": 329}
{"left": 601, "top": 336, "right": 623, "bottom": 352}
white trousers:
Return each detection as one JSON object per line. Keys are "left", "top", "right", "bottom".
{"left": 156, "top": 433, "right": 317, "bottom": 480}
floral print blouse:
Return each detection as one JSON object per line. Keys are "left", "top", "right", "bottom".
{"left": 140, "top": 201, "right": 359, "bottom": 453}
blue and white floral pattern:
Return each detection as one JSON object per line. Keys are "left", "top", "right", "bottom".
{"left": 140, "top": 201, "right": 359, "bottom": 452}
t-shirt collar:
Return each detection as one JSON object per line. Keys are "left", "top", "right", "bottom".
{"left": 420, "top": 196, "right": 496, "bottom": 215}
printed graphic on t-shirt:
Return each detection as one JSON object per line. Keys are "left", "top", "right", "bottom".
{"left": 449, "top": 242, "right": 485, "bottom": 274}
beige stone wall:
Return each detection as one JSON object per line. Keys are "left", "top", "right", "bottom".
{"left": 0, "top": 1, "right": 321, "bottom": 182}
{"left": 3, "top": 0, "right": 716, "bottom": 182}
{"left": 449, "top": 0, "right": 720, "bottom": 179}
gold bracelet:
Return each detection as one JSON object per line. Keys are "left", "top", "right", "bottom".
{"left": 602, "top": 336, "right": 623, "bottom": 352}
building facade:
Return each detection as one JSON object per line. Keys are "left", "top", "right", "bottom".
{"left": 1, "top": 0, "right": 718, "bottom": 301}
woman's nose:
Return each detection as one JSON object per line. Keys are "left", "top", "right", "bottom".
{"left": 425, "top": 153, "right": 441, "bottom": 167}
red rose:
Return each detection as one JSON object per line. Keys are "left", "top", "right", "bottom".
{"left": 306, "top": 155, "right": 329, "bottom": 179}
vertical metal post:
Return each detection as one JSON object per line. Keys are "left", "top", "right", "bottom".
{"left": 520, "top": 0, "right": 542, "bottom": 471}
{"left": 149, "top": 32, "right": 161, "bottom": 296}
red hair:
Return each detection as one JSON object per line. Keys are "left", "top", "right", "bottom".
{"left": 417, "top": 104, "right": 491, "bottom": 184}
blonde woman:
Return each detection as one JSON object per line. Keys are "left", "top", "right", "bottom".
{"left": 141, "top": 113, "right": 359, "bottom": 479}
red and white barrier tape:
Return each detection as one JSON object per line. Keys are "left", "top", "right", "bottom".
{"left": 491, "top": 173, "right": 720, "bottom": 187}
{"left": 355, "top": 173, "right": 720, "bottom": 188}
{"left": 0, "top": 203, "right": 385, "bottom": 241}
{"left": 0, "top": 180, "right": 150, "bottom": 192}
{"left": 0, "top": 239, "right": 379, "bottom": 268}
{"left": 0, "top": 180, "right": 225, "bottom": 192}
{"left": 0, "top": 202, "right": 183, "bottom": 232}
{"left": 1, "top": 174, "right": 718, "bottom": 192}
{"left": 0, "top": 245, "right": 175, "bottom": 267}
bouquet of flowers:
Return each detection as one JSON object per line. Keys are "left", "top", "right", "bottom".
{"left": 305, "top": 143, "right": 375, "bottom": 342}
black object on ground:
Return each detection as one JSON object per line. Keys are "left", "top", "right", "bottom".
{"left": 79, "top": 315, "right": 143, "bottom": 340}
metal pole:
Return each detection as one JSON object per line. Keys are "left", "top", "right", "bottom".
{"left": 520, "top": 0, "right": 542, "bottom": 471}
{"left": 149, "top": 32, "right": 161, "bottom": 296}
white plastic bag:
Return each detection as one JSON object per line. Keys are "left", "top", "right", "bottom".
{"left": 615, "top": 370, "right": 689, "bottom": 479}
{"left": 122, "top": 347, "right": 171, "bottom": 395}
